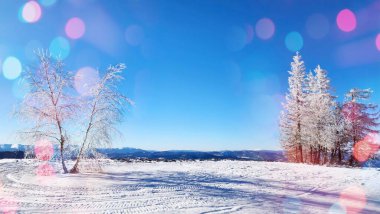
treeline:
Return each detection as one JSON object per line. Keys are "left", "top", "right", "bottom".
{"left": 280, "top": 53, "right": 380, "bottom": 166}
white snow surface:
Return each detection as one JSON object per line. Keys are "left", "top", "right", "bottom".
{"left": 0, "top": 159, "right": 379, "bottom": 213}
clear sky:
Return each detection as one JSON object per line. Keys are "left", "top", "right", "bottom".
{"left": 1, "top": 0, "right": 380, "bottom": 150}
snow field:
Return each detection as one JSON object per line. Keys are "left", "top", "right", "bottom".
{"left": 0, "top": 159, "right": 379, "bottom": 213}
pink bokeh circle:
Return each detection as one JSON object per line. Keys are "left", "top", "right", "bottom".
{"left": 65, "top": 17, "right": 86, "bottom": 39}
{"left": 34, "top": 139, "right": 54, "bottom": 161}
{"left": 353, "top": 134, "right": 379, "bottom": 163}
{"left": 21, "top": 1, "right": 42, "bottom": 23}
{"left": 375, "top": 34, "right": 380, "bottom": 51}
{"left": 336, "top": 9, "right": 357, "bottom": 32}
{"left": 0, "top": 197, "right": 18, "bottom": 214}
{"left": 255, "top": 18, "right": 275, "bottom": 40}
{"left": 339, "top": 186, "right": 367, "bottom": 214}
{"left": 36, "top": 163, "right": 55, "bottom": 176}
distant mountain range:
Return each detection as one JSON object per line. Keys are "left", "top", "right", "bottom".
{"left": 94, "top": 148, "right": 286, "bottom": 161}
{"left": 1, "top": 144, "right": 380, "bottom": 167}
{"left": 0, "top": 144, "right": 286, "bottom": 161}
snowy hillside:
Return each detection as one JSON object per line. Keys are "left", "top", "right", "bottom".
{"left": 0, "top": 160, "right": 379, "bottom": 213}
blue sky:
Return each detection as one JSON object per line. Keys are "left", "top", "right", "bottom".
{"left": 1, "top": 0, "right": 380, "bottom": 150}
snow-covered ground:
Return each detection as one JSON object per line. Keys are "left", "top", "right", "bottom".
{"left": 0, "top": 159, "right": 379, "bottom": 213}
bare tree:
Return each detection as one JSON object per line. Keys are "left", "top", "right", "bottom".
{"left": 15, "top": 50, "right": 131, "bottom": 174}
{"left": 15, "top": 50, "right": 76, "bottom": 173}
{"left": 69, "top": 64, "right": 132, "bottom": 173}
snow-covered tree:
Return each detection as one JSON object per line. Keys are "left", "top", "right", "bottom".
{"left": 301, "top": 71, "right": 318, "bottom": 163}
{"left": 314, "top": 66, "right": 336, "bottom": 163}
{"left": 281, "top": 53, "right": 380, "bottom": 166}
{"left": 301, "top": 66, "right": 336, "bottom": 164}
{"left": 15, "top": 51, "right": 75, "bottom": 173}
{"left": 329, "top": 103, "right": 349, "bottom": 164}
{"left": 15, "top": 50, "right": 132, "bottom": 173}
{"left": 280, "top": 52, "right": 306, "bottom": 163}
{"left": 70, "top": 64, "right": 133, "bottom": 173}
{"left": 342, "top": 88, "right": 379, "bottom": 166}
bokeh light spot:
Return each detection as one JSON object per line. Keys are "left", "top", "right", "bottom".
{"left": 49, "top": 37, "right": 70, "bottom": 60}
{"left": 74, "top": 67, "right": 100, "bottom": 96}
{"left": 337, "top": 9, "right": 357, "bottom": 32}
{"left": 255, "top": 18, "right": 275, "bottom": 40}
{"left": 36, "top": 163, "right": 55, "bottom": 176}
{"left": 226, "top": 26, "right": 248, "bottom": 51}
{"left": 306, "top": 14, "right": 330, "bottom": 39}
{"left": 0, "top": 197, "right": 18, "bottom": 214}
{"left": 39, "top": 0, "right": 57, "bottom": 7}
{"left": 34, "top": 139, "right": 54, "bottom": 161}
{"left": 339, "top": 186, "right": 367, "bottom": 214}
{"left": 125, "top": 25, "right": 144, "bottom": 46}
{"left": 375, "top": 34, "right": 380, "bottom": 51}
{"left": 20, "top": 1, "right": 42, "bottom": 23}
{"left": 65, "top": 17, "right": 86, "bottom": 39}
{"left": 2, "top": 56, "right": 22, "bottom": 80}
{"left": 285, "top": 31, "right": 303, "bottom": 52}
{"left": 353, "top": 134, "right": 379, "bottom": 163}
{"left": 12, "top": 78, "right": 30, "bottom": 99}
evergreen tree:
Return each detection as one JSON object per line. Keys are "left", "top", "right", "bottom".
{"left": 280, "top": 52, "right": 306, "bottom": 163}
{"left": 314, "top": 65, "right": 336, "bottom": 164}
{"left": 330, "top": 103, "right": 349, "bottom": 164}
{"left": 301, "top": 71, "right": 318, "bottom": 163}
{"left": 302, "top": 66, "right": 336, "bottom": 164}
{"left": 280, "top": 54, "right": 380, "bottom": 166}
{"left": 342, "top": 89, "right": 380, "bottom": 166}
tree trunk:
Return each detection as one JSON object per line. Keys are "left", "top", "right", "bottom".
{"left": 338, "top": 145, "right": 342, "bottom": 164}
{"left": 70, "top": 104, "right": 96, "bottom": 173}
{"left": 330, "top": 149, "right": 335, "bottom": 164}
{"left": 60, "top": 142, "right": 68, "bottom": 173}
{"left": 309, "top": 146, "right": 313, "bottom": 164}
{"left": 349, "top": 137, "right": 357, "bottom": 166}
{"left": 70, "top": 144, "right": 85, "bottom": 173}
{"left": 349, "top": 155, "right": 353, "bottom": 166}
{"left": 70, "top": 160, "right": 80, "bottom": 173}
{"left": 298, "top": 144, "right": 303, "bottom": 163}
{"left": 294, "top": 146, "right": 299, "bottom": 163}
{"left": 314, "top": 149, "right": 317, "bottom": 164}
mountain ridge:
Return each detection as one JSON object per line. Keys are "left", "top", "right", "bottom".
{"left": 0, "top": 144, "right": 285, "bottom": 161}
